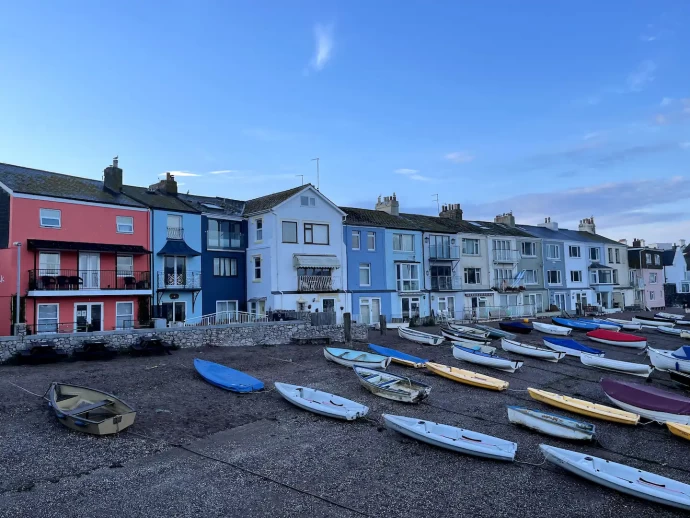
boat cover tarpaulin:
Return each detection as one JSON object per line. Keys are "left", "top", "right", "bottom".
{"left": 586, "top": 330, "right": 645, "bottom": 342}
{"left": 601, "top": 378, "right": 690, "bottom": 415}
{"left": 544, "top": 337, "right": 603, "bottom": 354}
{"left": 673, "top": 346, "right": 690, "bottom": 360}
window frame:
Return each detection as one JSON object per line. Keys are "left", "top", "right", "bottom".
{"left": 116, "top": 255, "right": 134, "bottom": 277}
{"left": 300, "top": 195, "right": 316, "bottom": 207}
{"left": 167, "top": 214, "right": 182, "bottom": 229}
{"left": 547, "top": 270, "right": 562, "bottom": 285}
{"left": 521, "top": 242, "right": 536, "bottom": 257}
{"left": 281, "top": 221, "right": 298, "bottom": 244}
{"left": 568, "top": 245, "right": 580, "bottom": 258}
{"left": 393, "top": 233, "right": 415, "bottom": 252}
{"left": 116, "top": 215, "right": 134, "bottom": 234}
{"left": 547, "top": 244, "right": 561, "bottom": 260}
{"left": 613, "top": 270, "right": 619, "bottom": 284}
{"left": 304, "top": 223, "right": 330, "bottom": 245}
{"left": 38, "top": 252, "right": 61, "bottom": 275}
{"left": 40, "top": 208, "right": 62, "bottom": 228}
{"left": 359, "top": 263, "right": 371, "bottom": 287}
{"left": 213, "top": 257, "right": 238, "bottom": 277}
{"left": 608, "top": 248, "right": 614, "bottom": 263}
{"left": 654, "top": 254, "right": 661, "bottom": 266}
{"left": 207, "top": 219, "right": 241, "bottom": 249}
{"left": 351, "top": 230, "right": 360, "bottom": 250}
{"left": 615, "top": 248, "right": 621, "bottom": 263}
{"left": 524, "top": 269, "right": 538, "bottom": 284}
{"left": 570, "top": 270, "right": 582, "bottom": 283}
{"left": 252, "top": 256, "right": 262, "bottom": 281}
{"left": 367, "top": 231, "right": 376, "bottom": 251}
{"left": 462, "top": 238, "right": 480, "bottom": 256}
{"left": 115, "top": 301, "right": 134, "bottom": 330}
{"left": 37, "top": 303, "right": 59, "bottom": 334}
{"left": 255, "top": 218, "right": 263, "bottom": 242}
{"left": 649, "top": 272, "right": 657, "bottom": 284}
{"left": 463, "top": 267, "right": 482, "bottom": 285}
{"left": 649, "top": 290, "right": 655, "bottom": 301}
{"left": 396, "top": 263, "right": 421, "bottom": 291}
{"left": 645, "top": 252, "right": 652, "bottom": 264}
{"left": 589, "top": 247, "right": 600, "bottom": 261}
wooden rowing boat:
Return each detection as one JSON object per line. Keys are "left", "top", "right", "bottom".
{"left": 353, "top": 366, "right": 431, "bottom": 403}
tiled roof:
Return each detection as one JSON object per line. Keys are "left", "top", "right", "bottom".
{"left": 120, "top": 185, "right": 200, "bottom": 213}
{"left": 662, "top": 249, "right": 676, "bottom": 266}
{"left": 243, "top": 184, "right": 310, "bottom": 215}
{"left": 518, "top": 224, "right": 622, "bottom": 245}
{"left": 0, "top": 162, "right": 143, "bottom": 207}
{"left": 177, "top": 193, "right": 245, "bottom": 217}
{"left": 341, "top": 207, "right": 419, "bottom": 230}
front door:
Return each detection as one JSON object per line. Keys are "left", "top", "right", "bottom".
{"left": 216, "top": 300, "right": 238, "bottom": 323}
{"left": 163, "top": 301, "right": 186, "bottom": 323}
{"left": 554, "top": 293, "right": 566, "bottom": 311}
{"left": 75, "top": 303, "right": 103, "bottom": 332}
{"left": 79, "top": 253, "right": 100, "bottom": 289}
{"left": 164, "top": 256, "right": 186, "bottom": 286}
{"left": 401, "top": 297, "right": 420, "bottom": 321}
{"left": 322, "top": 298, "right": 335, "bottom": 313}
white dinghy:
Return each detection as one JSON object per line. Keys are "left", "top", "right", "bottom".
{"left": 274, "top": 383, "right": 369, "bottom": 421}
{"left": 605, "top": 318, "right": 643, "bottom": 331}
{"left": 453, "top": 344, "right": 523, "bottom": 373}
{"left": 506, "top": 406, "right": 595, "bottom": 441}
{"left": 633, "top": 316, "right": 674, "bottom": 328}
{"left": 384, "top": 414, "right": 517, "bottom": 461}
{"left": 580, "top": 354, "right": 654, "bottom": 378}
{"left": 540, "top": 445, "right": 690, "bottom": 511}
{"left": 656, "top": 312, "right": 686, "bottom": 321}
{"left": 647, "top": 347, "right": 690, "bottom": 373}
{"left": 448, "top": 323, "right": 490, "bottom": 337}
{"left": 398, "top": 327, "right": 444, "bottom": 346}
{"left": 532, "top": 322, "right": 572, "bottom": 336}
{"left": 500, "top": 338, "right": 565, "bottom": 363}
{"left": 323, "top": 347, "right": 391, "bottom": 369}
{"left": 354, "top": 366, "right": 431, "bottom": 403}
{"left": 658, "top": 326, "right": 683, "bottom": 336}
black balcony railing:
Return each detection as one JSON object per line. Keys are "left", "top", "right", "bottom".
{"left": 429, "top": 245, "right": 460, "bottom": 260}
{"left": 156, "top": 270, "right": 202, "bottom": 289}
{"left": 167, "top": 227, "right": 184, "bottom": 240}
{"left": 431, "top": 276, "right": 461, "bottom": 291}
{"left": 28, "top": 270, "right": 151, "bottom": 291}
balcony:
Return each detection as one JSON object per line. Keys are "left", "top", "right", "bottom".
{"left": 28, "top": 269, "right": 151, "bottom": 296}
{"left": 157, "top": 270, "right": 202, "bottom": 290}
{"left": 431, "top": 276, "right": 462, "bottom": 291}
{"left": 493, "top": 278, "right": 525, "bottom": 293}
{"left": 298, "top": 275, "right": 341, "bottom": 292}
{"left": 429, "top": 245, "right": 460, "bottom": 261}
{"left": 167, "top": 227, "right": 184, "bottom": 240}
{"left": 207, "top": 231, "right": 246, "bottom": 250}
{"left": 492, "top": 249, "right": 520, "bottom": 263}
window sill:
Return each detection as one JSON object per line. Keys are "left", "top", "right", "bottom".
{"left": 254, "top": 240, "right": 263, "bottom": 244}
{"left": 252, "top": 279, "right": 262, "bottom": 283}
{"left": 40, "top": 225, "right": 61, "bottom": 229}
{"left": 117, "top": 231, "right": 134, "bottom": 234}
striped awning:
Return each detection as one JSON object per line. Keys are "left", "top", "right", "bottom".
{"left": 293, "top": 254, "right": 341, "bottom": 269}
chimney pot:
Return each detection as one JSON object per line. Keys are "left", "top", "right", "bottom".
{"left": 103, "top": 157, "right": 123, "bottom": 193}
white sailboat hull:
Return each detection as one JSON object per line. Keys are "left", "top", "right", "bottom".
{"left": 647, "top": 347, "right": 690, "bottom": 373}
{"left": 587, "top": 335, "right": 647, "bottom": 349}
{"left": 507, "top": 407, "right": 595, "bottom": 441}
{"left": 384, "top": 414, "right": 517, "bottom": 461}
{"left": 452, "top": 345, "right": 523, "bottom": 372}
{"left": 606, "top": 319, "right": 643, "bottom": 331}
{"left": 532, "top": 322, "right": 572, "bottom": 336}
{"left": 323, "top": 348, "right": 391, "bottom": 369}
{"left": 541, "top": 445, "right": 690, "bottom": 511}
{"left": 500, "top": 338, "right": 565, "bottom": 362}
{"left": 632, "top": 317, "right": 673, "bottom": 327}
{"left": 274, "top": 383, "right": 369, "bottom": 420}
{"left": 398, "top": 327, "right": 444, "bottom": 346}
{"left": 580, "top": 354, "right": 654, "bottom": 378}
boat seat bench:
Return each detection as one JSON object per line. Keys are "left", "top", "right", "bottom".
{"left": 64, "top": 399, "right": 113, "bottom": 416}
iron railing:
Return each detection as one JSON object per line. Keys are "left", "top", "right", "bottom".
{"left": 492, "top": 249, "right": 520, "bottom": 263}
{"left": 156, "top": 270, "right": 202, "bottom": 289}
{"left": 28, "top": 270, "right": 151, "bottom": 291}
{"left": 429, "top": 245, "right": 460, "bottom": 260}
{"left": 183, "top": 311, "right": 268, "bottom": 326}
{"left": 430, "top": 276, "right": 462, "bottom": 291}
{"left": 167, "top": 227, "right": 184, "bottom": 240}
{"left": 298, "top": 275, "right": 340, "bottom": 292}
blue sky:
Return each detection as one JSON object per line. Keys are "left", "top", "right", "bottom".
{"left": 0, "top": 1, "right": 689, "bottom": 242}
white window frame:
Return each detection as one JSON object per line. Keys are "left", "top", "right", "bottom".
{"left": 396, "top": 263, "right": 420, "bottom": 291}
{"left": 649, "top": 272, "right": 657, "bottom": 284}
{"left": 304, "top": 222, "right": 329, "bottom": 245}
{"left": 654, "top": 255, "right": 661, "bottom": 265}
{"left": 598, "top": 269, "right": 612, "bottom": 284}
{"left": 645, "top": 253, "right": 652, "bottom": 264}
{"left": 462, "top": 238, "right": 480, "bottom": 255}
{"left": 255, "top": 218, "right": 263, "bottom": 242}
{"left": 167, "top": 214, "right": 182, "bottom": 229}
{"left": 252, "top": 255, "right": 261, "bottom": 281}
{"left": 464, "top": 267, "right": 482, "bottom": 285}
{"left": 213, "top": 257, "right": 237, "bottom": 277}
{"left": 680, "top": 282, "right": 690, "bottom": 293}
{"left": 359, "top": 263, "right": 371, "bottom": 286}
{"left": 589, "top": 247, "right": 600, "bottom": 261}
{"left": 569, "top": 246, "right": 580, "bottom": 258}
{"left": 282, "top": 221, "right": 298, "bottom": 244}
{"left": 615, "top": 248, "right": 621, "bottom": 263}
{"left": 393, "top": 233, "right": 415, "bottom": 252}
{"left": 613, "top": 270, "right": 619, "bottom": 284}
{"left": 524, "top": 270, "right": 538, "bottom": 284}
{"left": 521, "top": 242, "right": 536, "bottom": 257}
{"left": 649, "top": 290, "right": 655, "bottom": 301}
{"left": 216, "top": 300, "right": 238, "bottom": 318}
{"left": 300, "top": 195, "right": 316, "bottom": 207}
{"left": 547, "top": 244, "right": 560, "bottom": 260}
{"left": 37, "top": 303, "right": 59, "bottom": 334}
{"left": 367, "top": 231, "right": 376, "bottom": 251}
{"left": 115, "top": 301, "right": 134, "bottom": 330}
{"left": 38, "top": 252, "right": 60, "bottom": 275}
{"left": 40, "top": 208, "right": 61, "bottom": 228}
{"left": 116, "top": 216, "right": 134, "bottom": 234}
{"left": 547, "top": 270, "right": 562, "bottom": 285}
{"left": 570, "top": 270, "right": 582, "bottom": 283}
{"left": 352, "top": 230, "right": 360, "bottom": 250}
{"left": 116, "top": 255, "right": 134, "bottom": 277}
{"left": 608, "top": 248, "right": 614, "bottom": 263}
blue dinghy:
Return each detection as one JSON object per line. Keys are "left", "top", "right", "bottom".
{"left": 552, "top": 317, "right": 598, "bottom": 331}
{"left": 542, "top": 337, "right": 604, "bottom": 358}
{"left": 368, "top": 344, "right": 428, "bottom": 368}
{"left": 194, "top": 359, "right": 264, "bottom": 393}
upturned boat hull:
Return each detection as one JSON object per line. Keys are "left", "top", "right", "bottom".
{"left": 507, "top": 406, "right": 595, "bottom": 441}
{"left": 274, "top": 382, "right": 368, "bottom": 420}
{"left": 580, "top": 354, "right": 653, "bottom": 378}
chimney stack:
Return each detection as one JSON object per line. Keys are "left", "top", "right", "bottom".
{"left": 439, "top": 203, "right": 463, "bottom": 221}
{"left": 149, "top": 172, "right": 178, "bottom": 196}
{"left": 103, "top": 156, "right": 123, "bottom": 193}
{"left": 632, "top": 238, "right": 642, "bottom": 248}
{"left": 375, "top": 192, "right": 399, "bottom": 216}
{"left": 618, "top": 238, "right": 628, "bottom": 246}
{"left": 640, "top": 238, "right": 646, "bottom": 247}
{"left": 680, "top": 239, "right": 687, "bottom": 248}
{"left": 578, "top": 216, "right": 596, "bottom": 234}
{"left": 537, "top": 217, "right": 558, "bottom": 231}
{"left": 494, "top": 212, "right": 515, "bottom": 227}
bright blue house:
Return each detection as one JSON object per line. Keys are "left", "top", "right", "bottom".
{"left": 177, "top": 193, "right": 247, "bottom": 319}
{"left": 122, "top": 174, "right": 203, "bottom": 324}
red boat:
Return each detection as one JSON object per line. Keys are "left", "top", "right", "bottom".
{"left": 585, "top": 329, "right": 646, "bottom": 349}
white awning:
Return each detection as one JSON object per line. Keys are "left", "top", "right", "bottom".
{"left": 293, "top": 254, "right": 341, "bottom": 269}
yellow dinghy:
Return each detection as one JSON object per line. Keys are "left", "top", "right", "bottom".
{"left": 425, "top": 362, "right": 508, "bottom": 391}
{"left": 667, "top": 422, "right": 690, "bottom": 441}
{"left": 527, "top": 388, "right": 640, "bottom": 425}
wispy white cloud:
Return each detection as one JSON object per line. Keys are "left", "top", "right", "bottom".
{"left": 394, "top": 168, "right": 431, "bottom": 182}
{"left": 158, "top": 171, "right": 201, "bottom": 177}
{"left": 660, "top": 97, "right": 674, "bottom": 107}
{"left": 310, "top": 23, "right": 334, "bottom": 72}
{"left": 208, "top": 170, "right": 243, "bottom": 175}
{"left": 444, "top": 151, "right": 475, "bottom": 164}
{"left": 681, "top": 141, "right": 690, "bottom": 149}
{"left": 626, "top": 60, "right": 656, "bottom": 92}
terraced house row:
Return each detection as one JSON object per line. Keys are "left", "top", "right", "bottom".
{"left": 0, "top": 160, "right": 686, "bottom": 335}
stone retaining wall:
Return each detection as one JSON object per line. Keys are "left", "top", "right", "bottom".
{"left": 0, "top": 321, "right": 369, "bottom": 364}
